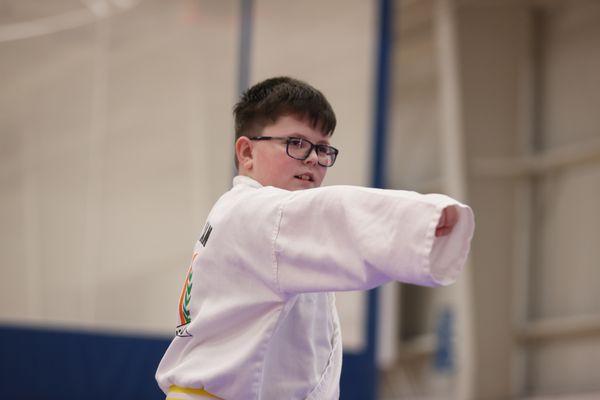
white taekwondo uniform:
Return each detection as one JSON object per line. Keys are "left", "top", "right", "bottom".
{"left": 156, "top": 175, "right": 475, "bottom": 400}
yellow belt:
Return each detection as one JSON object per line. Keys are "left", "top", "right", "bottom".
{"left": 166, "top": 385, "right": 223, "bottom": 400}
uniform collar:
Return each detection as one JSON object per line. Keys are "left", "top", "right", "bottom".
{"left": 233, "top": 175, "right": 264, "bottom": 189}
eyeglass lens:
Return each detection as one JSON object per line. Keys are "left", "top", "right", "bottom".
{"left": 287, "top": 138, "right": 337, "bottom": 166}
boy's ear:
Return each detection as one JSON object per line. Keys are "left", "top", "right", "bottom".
{"left": 235, "top": 136, "right": 254, "bottom": 171}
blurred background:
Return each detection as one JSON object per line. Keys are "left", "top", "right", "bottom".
{"left": 1, "top": 0, "right": 599, "bottom": 399}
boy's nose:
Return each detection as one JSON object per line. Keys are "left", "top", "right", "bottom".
{"left": 303, "top": 147, "right": 319, "bottom": 165}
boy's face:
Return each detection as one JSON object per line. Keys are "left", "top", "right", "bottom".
{"left": 240, "top": 114, "right": 330, "bottom": 191}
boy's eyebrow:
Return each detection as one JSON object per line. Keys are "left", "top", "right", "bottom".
{"left": 288, "top": 133, "right": 331, "bottom": 145}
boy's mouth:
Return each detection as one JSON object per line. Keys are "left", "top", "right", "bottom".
{"left": 294, "top": 173, "right": 314, "bottom": 182}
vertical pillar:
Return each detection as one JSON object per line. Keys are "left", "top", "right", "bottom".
{"left": 434, "top": 0, "right": 475, "bottom": 398}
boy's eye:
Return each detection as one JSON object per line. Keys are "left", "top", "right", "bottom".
{"left": 317, "top": 145, "right": 334, "bottom": 155}
{"left": 317, "top": 145, "right": 335, "bottom": 156}
{"left": 288, "top": 138, "right": 305, "bottom": 148}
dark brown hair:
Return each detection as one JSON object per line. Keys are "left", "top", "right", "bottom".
{"left": 233, "top": 77, "right": 336, "bottom": 167}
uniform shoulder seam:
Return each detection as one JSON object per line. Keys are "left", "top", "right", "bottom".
{"left": 271, "top": 192, "right": 297, "bottom": 296}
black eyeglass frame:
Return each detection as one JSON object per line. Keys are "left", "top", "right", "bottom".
{"left": 249, "top": 136, "right": 339, "bottom": 167}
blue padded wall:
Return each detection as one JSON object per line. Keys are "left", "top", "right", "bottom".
{"left": 0, "top": 325, "right": 170, "bottom": 399}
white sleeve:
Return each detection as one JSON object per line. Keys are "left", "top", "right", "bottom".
{"left": 273, "top": 185, "right": 475, "bottom": 294}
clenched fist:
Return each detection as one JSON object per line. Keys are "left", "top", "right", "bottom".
{"left": 435, "top": 205, "right": 459, "bottom": 237}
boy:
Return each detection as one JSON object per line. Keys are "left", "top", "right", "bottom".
{"left": 156, "top": 77, "right": 474, "bottom": 400}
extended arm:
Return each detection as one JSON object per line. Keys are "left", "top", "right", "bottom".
{"left": 272, "top": 186, "right": 474, "bottom": 295}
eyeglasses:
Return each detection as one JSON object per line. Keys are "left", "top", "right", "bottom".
{"left": 249, "top": 136, "right": 339, "bottom": 167}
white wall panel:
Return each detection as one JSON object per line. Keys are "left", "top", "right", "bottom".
{"left": 382, "top": 0, "right": 600, "bottom": 398}
{"left": 0, "top": 0, "right": 238, "bottom": 334}
{"left": 526, "top": 1, "right": 600, "bottom": 394}
{"left": 389, "top": 4, "right": 441, "bottom": 189}
{"left": 541, "top": 1, "right": 600, "bottom": 149}
{"left": 529, "top": 337, "right": 600, "bottom": 395}
{"left": 0, "top": 174, "right": 29, "bottom": 319}
{"left": 534, "top": 164, "right": 600, "bottom": 320}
